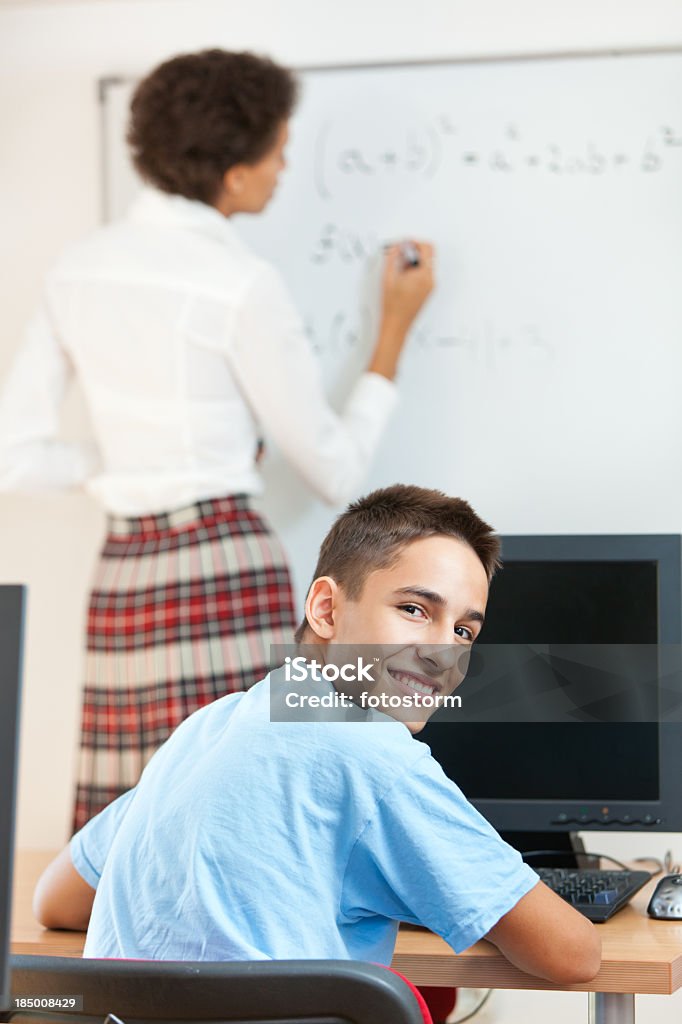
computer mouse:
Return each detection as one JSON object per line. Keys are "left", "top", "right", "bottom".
{"left": 647, "top": 874, "right": 682, "bottom": 919}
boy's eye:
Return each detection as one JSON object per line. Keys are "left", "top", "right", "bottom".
{"left": 455, "top": 625, "right": 474, "bottom": 641}
{"left": 399, "top": 604, "right": 426, "bottom": 618}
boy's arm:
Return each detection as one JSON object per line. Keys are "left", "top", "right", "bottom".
{"left": 33, "top": 786, "right": 139, "bottom": 931}
{"left": 484, "top": 880, "right": 601, "bottom": 984}
{"left": 33, "top": 846, "right": 96, "bottom": 931}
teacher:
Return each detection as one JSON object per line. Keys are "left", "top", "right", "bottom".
{"left": 0, "top": 49, "right": 434, "bottom": 832}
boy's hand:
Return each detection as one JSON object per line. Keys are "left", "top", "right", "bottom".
{"left": 484, "top": 880, "right": 602, "bottom": 984}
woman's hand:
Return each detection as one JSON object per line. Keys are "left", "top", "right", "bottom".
{"left": 380, "top": 242, "right": 435, "bottom": 331}
{"left": 368, "top": 241, "right": 435, "bottom": 380}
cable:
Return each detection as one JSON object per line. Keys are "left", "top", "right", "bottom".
{"left": 664, "top": 849, "right": 681, "bottom": 874}
{"left": 521, "top": 850, "right": 633, "bottom": 871}
{"left": 450, "top": 988, "right": 493, "bottom": 1024}
{"left": 632, "top": 856, "right": 665, "bottom": 876}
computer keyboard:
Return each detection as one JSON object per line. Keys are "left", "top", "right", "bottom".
{"left": 537, "top": 867, "right": 652, "bottom": 922}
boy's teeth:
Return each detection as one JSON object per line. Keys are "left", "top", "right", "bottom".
{"left": 392, "top": 671, "right": 434, "bottom": 695}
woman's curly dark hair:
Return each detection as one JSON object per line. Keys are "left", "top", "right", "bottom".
{"left": 127, "top": 49, "right": 298, "bottom": 205}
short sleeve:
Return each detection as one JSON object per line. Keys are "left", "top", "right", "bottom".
{"left": 69, "top": 787, "right": 137, "bottom": 889}
{"left": 341, "top": 752, "right": 539, "bottom": 953}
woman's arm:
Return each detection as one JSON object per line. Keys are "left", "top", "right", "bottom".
{"left": 32, "top": 845, "right": 96, "bottom": 931}
{"left": 367, "top": 242, "right": 435, "bottom": 380}
{"left": 0, "top": 299, "right": 99, "bottom": 492}
{"left": 226, "top": 246, "right": 434, "bottom": 506}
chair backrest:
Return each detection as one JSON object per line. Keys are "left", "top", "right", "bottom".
{"left": 8, "top": 956, "right": 430, "bottom": 1024}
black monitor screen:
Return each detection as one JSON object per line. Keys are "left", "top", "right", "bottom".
{"left": 0, "top": 586, "right": 24, "bottom": 1015}
{"left": 422, "top": 559, "right": 660, "bottom": 803}
{"left": 480, "top": 561, "right": 658, "bottom": 644}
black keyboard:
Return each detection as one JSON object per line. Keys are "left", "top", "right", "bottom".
{"left": 537, "top": 867, "right": 651, "bottom": 922}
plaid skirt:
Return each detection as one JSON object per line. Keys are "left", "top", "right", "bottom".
{"left": 72, "top": 494, "right": 296, "bottom": 834}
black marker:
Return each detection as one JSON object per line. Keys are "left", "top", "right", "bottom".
{"left": 400, "top": 241, "right": 421, "bottom": 268}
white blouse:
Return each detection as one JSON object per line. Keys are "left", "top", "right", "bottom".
{"left": 0, "top": 188, "right": 397, "bottom": 516}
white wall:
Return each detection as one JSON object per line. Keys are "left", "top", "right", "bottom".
{"left": 2, "top": 4, "right": 682, "bottom": 1016}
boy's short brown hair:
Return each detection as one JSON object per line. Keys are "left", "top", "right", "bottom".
{"left": 294, "top": 484, "right": 500, "bottom": 642}
{"left": 127, "top": 49, "right": 298, "bottom": 205}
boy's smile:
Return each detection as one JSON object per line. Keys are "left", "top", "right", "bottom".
{"left": 385, "top": 664, "right": 444, "bottom": 697}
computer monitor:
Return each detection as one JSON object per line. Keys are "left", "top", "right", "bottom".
{"left": 0, "top": 586, "right": 25, "bottom": 1015}
{"left": 421, "top": 535, "right": 682, "bottom": 859}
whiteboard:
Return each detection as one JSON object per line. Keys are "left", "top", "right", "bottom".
{"left": 101, "top": 53, "right": 682, "bottom": 603}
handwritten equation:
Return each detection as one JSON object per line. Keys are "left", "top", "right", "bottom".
{"left": 311, "top": 224, "right": 378, "bottom": 265}
{"left": 304, "top": 311, "right": 554, "bottom": 370}
{"left": 314, "top": 119, "right": 682, "bottom": 199}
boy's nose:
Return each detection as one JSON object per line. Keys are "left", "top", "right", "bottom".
{"left": 416, "top": 643, "right": 470, "bottom": 678}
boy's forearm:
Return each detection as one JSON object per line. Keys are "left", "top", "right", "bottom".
{"left": 484, "top": 881, "right": 602, "bottom": 984}
{"left": 32, "top": 845, "right": 96, "bottom": 931}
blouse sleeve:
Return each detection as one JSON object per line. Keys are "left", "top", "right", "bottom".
{"left": 227, "top": 264, "right": 398, "bottom": 506}
{"left": 0, "top": 298, "right": 99, "bottom": 492}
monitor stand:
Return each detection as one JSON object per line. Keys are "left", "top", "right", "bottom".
{"left": 500, "top": 831, "right": 587, "bottom": 869}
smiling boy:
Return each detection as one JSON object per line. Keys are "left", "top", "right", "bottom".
{"left": 34, "top": 484, "right": 600, "bottom": 982}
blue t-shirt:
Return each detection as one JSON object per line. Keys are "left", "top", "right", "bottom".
{"left": 71, "top": 673, "right": 538, "bottom": 962}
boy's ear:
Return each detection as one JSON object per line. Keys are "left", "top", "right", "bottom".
{"left": 304, "top": 576, "right": 339, "bottom": 640}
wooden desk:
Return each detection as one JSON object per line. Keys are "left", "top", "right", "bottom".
{"left": 12, "top": 851, "right": 682, "bottom": 1024}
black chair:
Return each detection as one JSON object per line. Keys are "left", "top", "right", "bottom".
{"left": 6, "top": 955, "right": 430, "bottom": 1024}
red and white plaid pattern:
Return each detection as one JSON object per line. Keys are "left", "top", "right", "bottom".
{"left": 72, "top": 494, "right": 296, "bottom": 833}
